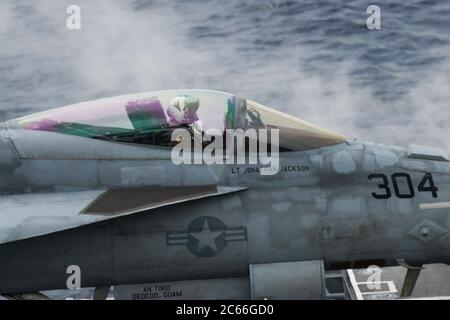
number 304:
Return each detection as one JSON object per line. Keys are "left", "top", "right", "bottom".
{"left": 368, "top": 173, "right": 438, "bottom": 199}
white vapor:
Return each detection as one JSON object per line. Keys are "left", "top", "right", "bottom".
{"left": 0, "top": 0, "right": 450, "bottom": 151}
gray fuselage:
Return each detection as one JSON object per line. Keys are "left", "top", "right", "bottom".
{"left": 1, "top": 121, "right": 450, "bottom": 294}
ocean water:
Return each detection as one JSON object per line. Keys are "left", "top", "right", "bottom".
{"left": 1, "top": 0, "right": 450, "bottom": 148}
{"left": 0, "top": 0, "right": 449, "bottom": 299}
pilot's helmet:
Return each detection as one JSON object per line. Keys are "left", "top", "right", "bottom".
{"left": 167, "top": 95, "right": 200, "bottom": 125}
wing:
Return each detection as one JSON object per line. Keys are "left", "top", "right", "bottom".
{"left": 0, "top": 185, "right": 248, "bottom": 245}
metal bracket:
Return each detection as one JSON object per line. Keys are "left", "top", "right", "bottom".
{"left": 396, "top": 259, "right": 424, "bottom": 297}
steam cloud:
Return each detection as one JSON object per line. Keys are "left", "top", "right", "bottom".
{"left": 0, "top": 0, "right": 450, "bottom": 150}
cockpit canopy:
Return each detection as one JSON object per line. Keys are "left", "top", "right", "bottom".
{"left": 15, "top": 90, "right": 346, "bottom": 151}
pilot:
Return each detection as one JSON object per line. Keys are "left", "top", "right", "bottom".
{"left": 167, "top": 95, "right": 202, "bottom": 136}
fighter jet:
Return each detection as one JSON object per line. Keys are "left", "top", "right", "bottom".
{"left": 0, "top": 89, "right": 449, "bottom": 299}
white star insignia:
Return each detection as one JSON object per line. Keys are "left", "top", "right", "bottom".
{"left": 189, "top": 219, "right": 224, "bottom": 253}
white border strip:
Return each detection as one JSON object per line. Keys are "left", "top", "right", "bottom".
{"left": 358, "top": 281, "right": 397, "bottom": 295}
{"left": 347, "top": 269, "right": 364, "bottom": 300}
{"left": 420, "top": 202, "right": 450, "bottom": 210}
